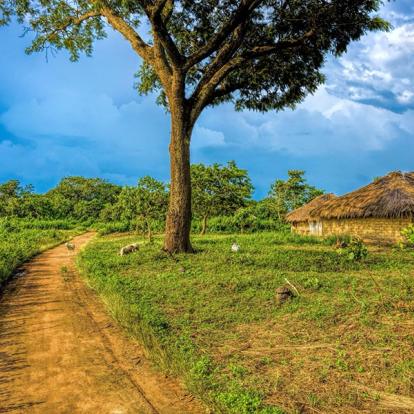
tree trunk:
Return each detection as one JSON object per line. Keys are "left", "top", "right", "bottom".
{"left": 163, "top": 104, "right": 194, "bottom": 253}
{"left": 146, "top": 219, "right": 153, "bottom": 243}
{"left": 200, "top": 215, "right": 208, "bottom": 235}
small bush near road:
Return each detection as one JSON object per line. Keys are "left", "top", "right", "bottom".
{"left": 0, "top": 218, "right": 80, "bottom": 286}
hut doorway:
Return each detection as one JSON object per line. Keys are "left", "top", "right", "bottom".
{"left": 309, "top": 221, "right": 322, "bottom": 236}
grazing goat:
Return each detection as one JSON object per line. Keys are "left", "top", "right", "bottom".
{"left": 65, "top": 242, "right": 75, "bottom": 251}
{"left": 231, "top": 243, "right": 240, "bottom": 252}
{"left": 119, "top": 243, "right": 139, "bottom": 256}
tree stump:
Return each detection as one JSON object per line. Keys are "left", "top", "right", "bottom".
{"left": 275, "top": 286, "right": 294, "bottom": 304}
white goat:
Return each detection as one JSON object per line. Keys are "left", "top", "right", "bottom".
{"left": 65, "top": 242, "right": 75, "bottom": 251}
{"left": 119, "top": 243, "right": 139, "bottom": 256}
{"left": 231, "top": 243, "right": 240, "bottom": 252}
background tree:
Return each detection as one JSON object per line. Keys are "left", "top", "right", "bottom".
{"left": 17, "top": 194, "right": 54, "bottom": 219}
{"left": 47, "top": 177, "right": 121, "bottom": 221}
{"left": 269, "top": 170, "right": 324, "bottom": 219}
{"left": 191, "top": 162, "right": 253, "bottom": 235}
{"left": 111, "top": 177, "right": 168, "bottom": 240}
{"left": 2, "top": 0, "right": 389, "bottom": 251}
{"left": 0, "top": 180, "right": 34, "bottom": 217}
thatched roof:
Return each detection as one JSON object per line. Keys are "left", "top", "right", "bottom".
{"left": 311, "top": 171, "right": 414, "bottom": 220}
{"left": 286, "top": 194, "right": 336, "bottom": 223}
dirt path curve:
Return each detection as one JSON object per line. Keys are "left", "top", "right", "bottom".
{"left": 0, "top": 233, "right": 204, "bottom": 414}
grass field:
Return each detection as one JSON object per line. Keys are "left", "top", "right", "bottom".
{"left": 78, "top": 232, "right": 414, "bottom": 414}
{"left": 0, "top": 219, "right": 82, "bottom": 287}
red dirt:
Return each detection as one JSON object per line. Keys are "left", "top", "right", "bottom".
{"left": 0, "top": 233, "right": 205, "bottom": 414}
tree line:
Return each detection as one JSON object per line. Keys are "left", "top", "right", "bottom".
{"left": 0, "top": 164, "right": 323, "bottom": 236}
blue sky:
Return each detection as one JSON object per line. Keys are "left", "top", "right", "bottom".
{"left": 0, "top": 1, "right": 413, "bottom": 198}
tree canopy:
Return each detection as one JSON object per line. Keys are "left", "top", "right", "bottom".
{"left": 191, "top": 161, "right": 253, "bottom": 234}
{"left": 1, "top": 1, "right": 389, "bottom": 115}
{"left": 104, "top": 176, "right": 169, "bottom": 239}
{"left": 269, "top": 170, "right": 324, "bottom": 218}
{"left": 47, "top": 177, "right": 121, "bottom": 221}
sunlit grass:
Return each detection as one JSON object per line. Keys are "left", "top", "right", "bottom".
{"left": 78, "top": 232, "right": 414, "bottom": 413}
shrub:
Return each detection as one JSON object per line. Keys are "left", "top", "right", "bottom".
{"left": 95, "top": 221, "right": 133, "bottom": 235}
{"left": 401, "top": 224, "right": 414, "bottom": 248}
{"left": 0, "top": 220, "right": 77, "bottom": 286}
{"left": 0, "top": 217, "right": 78, "bottom": 231}
{"left": 234, "top": 208, "right": 257, "bottom": 233}
{"left": 96, "top": 219, "right": 166, "bottom": 236}
{"left": 322, "top": 234, "right": 352, "bottom": 246}
{"left": 191, "top": 215, "right": 289, "bottom": 234}
{"left": 337, "top": 237, "right": 368, "bottom": 261}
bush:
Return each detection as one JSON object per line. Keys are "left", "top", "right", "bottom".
{"left": 0, "top": 217, "right": 79, "bottom": 232}
{"left": 401, "top": 224, "right": 414, "bottom": 248}
{"left": 95, "top": 221, "right": 133, "bottom": 235}
{"left": 191, "top": 215, "right": 289, "bottom": 234}
{"left": 322, "top": 234, "right": 352, "bottom": 246}
{"left": 95, "top": 219, "right": 166, "bottom": 236}
{"left": 0, "top": 219, "right": 77, "bottom": 286}
{"left": 336, "top": 237, "right": 368, "bottom": 261}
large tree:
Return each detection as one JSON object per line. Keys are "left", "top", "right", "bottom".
{"left": 1, "top": 0, "right": 389, "bottom": 252}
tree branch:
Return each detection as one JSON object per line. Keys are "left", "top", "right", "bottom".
{"left": 211, "top": 80, "right": 248, "bottom": 102}
{"left": 201, "top": 21, "right": 248, "bottom": 84}
{"left": 194, "top": 80, "right": 248, "bottom": 117}
{"left": 242, "top": 30, "right": 315, "bottom": 58}
{"left": 101, "top": 6, "right": 153, "bottom": 62}
{"left": 190, "top": 56, "right": 245, "bottom": 124}
{"left": 189, "top": 21, "right": 248, "bottom": 103}
{"left": 184, "top": 0, "right": 263, "bottom": 70}
{"left": 42, "top": 10, "right": 101, "bottom": 43}
{"left": 71, "top": 10, "right": 102, "bottom": 25}
{"left": 152, "top": 33, "right": 174, "bottom": 87}
{"left": 189, "top": 29, "right": 316, "bottom": 123}
{"left": 102, "top": 3, "right": 176, "bottom": 97}
{"left": 152, "top": 0, "right": 171, "bottom": 17}
{"left": 139, "top": 0, "right": 182, "bottom": 68}
{"left": 151, "top": 17, "right": 183, "bottom": 68}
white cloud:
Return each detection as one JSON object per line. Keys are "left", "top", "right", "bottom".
{"left": 326, "top": 22, "right": 414, "bottom": 110}
{"left": 197, "top": 87, "right": 411, "bottom": 156}
{"left": 192, "top": 125, "right": 225, "bottom": 148}
{"left": 398, "top": 90, "right": 414, "bottom": 104}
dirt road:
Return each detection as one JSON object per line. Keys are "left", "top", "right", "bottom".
{"left": 0, "top": 233, "right": 204, "bottom": 414}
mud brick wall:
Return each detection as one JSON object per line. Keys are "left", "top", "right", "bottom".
{"left": 291, "top": 218, "right": 412, "bottom": 244}
{"left": 321, "top": 218, "right": 412, "bottom": 244}
{"left": 290, "top": 222, "right": 310, "bottom": 235}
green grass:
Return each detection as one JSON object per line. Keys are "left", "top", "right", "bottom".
{"left": 0, "top": 218, "right": 82, "bottom": 286}
{"left": 77, "top": 232, "right": 414, "bottom": 413}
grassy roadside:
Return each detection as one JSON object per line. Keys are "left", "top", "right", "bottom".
{"left": 77, "top": 232, "right": 414, "bottom": 413}
{"left": 0, "top": 219, "right": 84, "bottom": 288}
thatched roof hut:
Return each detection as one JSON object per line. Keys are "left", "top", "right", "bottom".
{"left": 286, "top": 171, "right": 414, "bottom": 243}
{"left": 311, "top": 172, "right": 414, "bottom": 220}
{"left": 286, "top": 194, "right": 337, "bottom": 223}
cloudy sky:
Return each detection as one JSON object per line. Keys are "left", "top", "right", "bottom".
{"left": 0, "top": 1, "right": 413, "bottom": 198}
